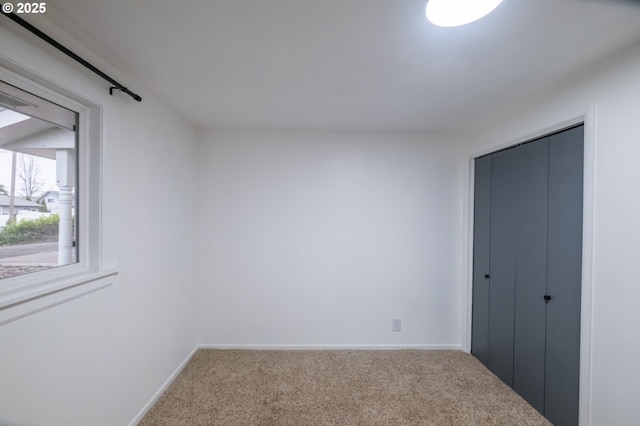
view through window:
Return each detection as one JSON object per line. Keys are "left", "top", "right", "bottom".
{"left": 0, "top": 81, "right": 78, "bottom": 281}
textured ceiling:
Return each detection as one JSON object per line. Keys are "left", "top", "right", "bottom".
{"left": 18, "top": 0, "right": 640, "bottom": 131}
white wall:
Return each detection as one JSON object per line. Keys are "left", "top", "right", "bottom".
{"left": 197, "top": 130, "right": 464, "bottom": 348}
{"left": 461, "top": 41, "right": 640, "bottom": 426}
{"left": 0, "top": 22, "right": 198, "bottom": 426}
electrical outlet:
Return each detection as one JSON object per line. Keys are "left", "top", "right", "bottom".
{"left": 392, "top": 319, "right": 401, "bottom": 332}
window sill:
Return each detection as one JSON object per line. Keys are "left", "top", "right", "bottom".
{"left": 0, "top": 268, "right": 118, "bottom": 326}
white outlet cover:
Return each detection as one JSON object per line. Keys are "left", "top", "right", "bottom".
{"left": 392, "top": 319, "right": 402, "bottom": 332}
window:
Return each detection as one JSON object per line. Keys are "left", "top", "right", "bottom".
{"left": 0, "top": 68, "right": 115, "bottom": 321}
{"left": 0, "top": 81, "right": 78, "bottom": 281}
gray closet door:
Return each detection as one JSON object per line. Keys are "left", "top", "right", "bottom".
{"left": 485, "top": 144, "right": 523, "bottom": 386}
{"left": 471, "top": 125, "right": 583, "bottom": 426}
{"left": 510, "top": 138, "right": 549, "bottom": 413}
{"left": 545, "top": 126, "right": 583, "bottom": 426}
{"left": 471, "top": 155, "right": 491, "bottom": 366}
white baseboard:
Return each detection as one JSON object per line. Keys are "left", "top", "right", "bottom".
{"left": 198, "top": 343, "right": 462, "bottom": 350}
{"left": 128, "top": 346, "right": 198, "bottom": 426}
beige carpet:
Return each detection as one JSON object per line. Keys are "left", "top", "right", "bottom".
{"left": 139, "top": 349, "right": 551, "bottom": 426}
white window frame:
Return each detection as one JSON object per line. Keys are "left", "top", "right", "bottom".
{"left": 0, "top": 64, "right": 117, "bottom": 325}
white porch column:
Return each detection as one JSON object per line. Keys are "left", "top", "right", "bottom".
{"left": 8, "top": 151, "right": 17, "bottom": 223}
{"left": 56, "top": 149, "right": 75, "bottom": 266}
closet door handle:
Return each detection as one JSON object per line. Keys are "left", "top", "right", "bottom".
{"left": 543, "top": 295, "right": 552, "bottom": 303}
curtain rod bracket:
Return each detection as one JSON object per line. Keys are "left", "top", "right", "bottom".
{"left": 110, "top": 86, "right": 125, "bottom": 95}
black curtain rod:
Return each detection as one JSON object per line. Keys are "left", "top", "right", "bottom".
{"left": 1, "top": 7, "right": 142, "bottom": 102}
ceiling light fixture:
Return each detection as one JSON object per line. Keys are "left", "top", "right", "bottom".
{"left": 425, "top": 0, "right": 504, "bottom": 27}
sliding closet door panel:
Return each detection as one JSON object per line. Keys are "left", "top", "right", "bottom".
{"left": 512, "top": 138, "right": 549, "bottom": 414}
{"left": 545, "top": 125, "right": 583, "bottom": 426}
{"left": 472, "top": 155, "right": 492, "bottom": 365}
{"left": 487, "top": 147, "right": 521, "bottom": 387}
